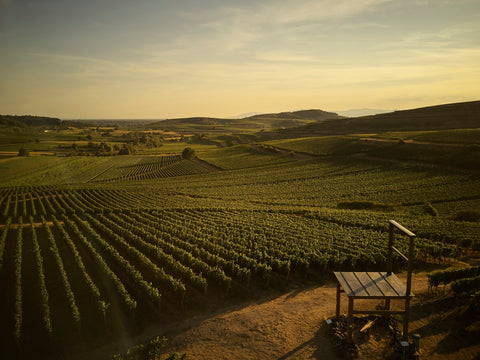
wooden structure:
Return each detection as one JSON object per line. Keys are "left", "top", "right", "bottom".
{"left": 334, "top": 220, "right": 416, "bottom": 343}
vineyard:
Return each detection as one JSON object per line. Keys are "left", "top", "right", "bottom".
{"left": 84, "top": 155, "right": 215, "bottom": 183}
{"left": 0, "top": 148, "right": 479, "bottom": 359}
{"left": 0, "top": 154, "right": 217, "bottom": 187}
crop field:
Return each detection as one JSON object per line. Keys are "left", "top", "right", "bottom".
{"left": 83, "top": 155, "right": 214, "bottom": 182}
{"left": 267, "top": 134, "right": 480, "bottom": 169}
{"left": 198, "top": 144, "right": 297, "bottom": 169}
{"left": 368, "top": 128, "right": 480, "bottom": 144}
{"left": 0, "top": 145, "right": 479, "bottom": 358}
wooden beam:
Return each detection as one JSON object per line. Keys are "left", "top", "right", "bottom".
{"left": 347, "top": 298, "right": 354, "bottom": 343}
{"left": 384, "top": 298, "right": 391, "bottom": 312}
{"left": 389, "top": 220, "right": 416, "bottom": 238}
{"left": 360, "top": 319, "right": 377, "bottom": 334}
{"left": 404, "top": 235, "right": 415, "bottom": 341}
{"left": 387, "top": 223, "right": 394, "bottom": 275}
{"left": 392, "top": 246, "right": 409, "bottom": 262}
{"left": 353, "top": 309, "right": 406, "bottom": 315}
{"left": 403, "top": 297, "right": 412, "bottom": 341}
{"left": 336, "top": 282, "right": 341, "bottom": 318}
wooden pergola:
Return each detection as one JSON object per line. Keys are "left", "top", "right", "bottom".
{"left": 334, "top": 220, "right": 416, "bottom": 343}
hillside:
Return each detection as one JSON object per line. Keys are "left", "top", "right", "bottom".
{"left": 0, "top": 115, "right": 62, "bottom": 128}
{"left": 259, "top": 100, "right": 480, "bottom": 139}
{"left": 247, "top": 109, "right": 340, "bottom": 121}
{"left": 146, "top": 109, "right": 341, "bottom": 133}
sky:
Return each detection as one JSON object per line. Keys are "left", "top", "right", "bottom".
{"left": 0, "top": 0, "right": 479, "bottom": 119}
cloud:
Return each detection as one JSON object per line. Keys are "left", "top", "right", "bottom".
{"left": 338, "top": 22, "right": 389, "bottom": 29}
{"left": 232, "top": 0, "right": 392, "bottom": 25}
{"left": 400, "top": 23, "right": 479, "bottom": 48}
{"left": 254, "top": 51, "right": 318, "bottom": 63}
{"left": 177, "top": 0, "right": 393, "bottom": 54}
{"left": 269, "top": 0, "right": 391, "bottom": 23}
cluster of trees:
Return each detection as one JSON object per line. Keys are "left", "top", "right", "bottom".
{"left": 56, "top": 142, "right": 138, "bottom": 156}
{"left": 0, "top": 115, "right": 61, "bottom": 128}
{"left": 121, "top": 132, "right": 164, "bottom": 148}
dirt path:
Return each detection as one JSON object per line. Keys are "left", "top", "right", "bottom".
{"left": 154, "top": 267, "right": 479, "bottom": 360}
{"left": 250, "top": 144, "right": 317, "bottom": 160}
{"left": 82, "top": 265, "right": 479, "bottom": 360}
{"left": 159, "top": 285, "right": 342, "bottom": 360}
{"left": 359, "top": 137, "right": 470, "bottom": 147}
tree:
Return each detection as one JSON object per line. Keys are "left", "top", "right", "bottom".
{"left": 118, "top": 147, "right": 130, "bottom": 155}
{"left": 18, "top": 147, "right": 29, "bottom": 157}
{"left": 181, "top": 147, "right": 196, "bottom": 160}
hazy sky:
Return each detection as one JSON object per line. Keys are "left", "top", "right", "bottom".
{"left": 1, "top": 0, "right": 479, "bottom": 119}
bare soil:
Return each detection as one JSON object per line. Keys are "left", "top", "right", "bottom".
{"left": 152, "top": 266, "right": 480, "bottom": 360}
{"left": 83, "top": 261, "right": 480, "bottom": 360}
{"left": 359, "top": 138, "right": 470, "bottom": 148}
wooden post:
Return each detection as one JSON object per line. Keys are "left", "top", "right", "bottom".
{"left": 403, "top": 235, "right": 415, "bottom": 341}
{"left": 403, "top": 297, "right": 411, "bottom": 341}
{"left": 336, "top": 281, "right": 341, "bottom": 318}
{"left": 384, "top": 298, "right": 391, "bottom": 311}
{"left": 347, "top": 298, "right": 354, "bottom": 343}
{"left": 387, "top": 222, "right": 394, "bottom": 275}
{"left": 405, "top": 236, "right": 414, "bottom": 304}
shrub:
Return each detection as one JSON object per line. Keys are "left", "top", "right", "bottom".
{"left": 423, "top": 202, "right": 438, "bottom": 216}
{"left": 118, "top": 147, "right": 130, "bottom": 155}
{"left": 17, "top": 147, "right": 29, "bottom": 157}
{"left": 182, "top": 147, "right": 196, "bottom": 160}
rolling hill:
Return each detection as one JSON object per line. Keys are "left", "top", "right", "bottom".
{"left": 146, "top": 109, "right": 342, "bottom": 133}
{"left": 0, "top": 115, "right": 62, "bottom": 128}
{"left": 259, "top": 100, "right": 480, "bottom": 139}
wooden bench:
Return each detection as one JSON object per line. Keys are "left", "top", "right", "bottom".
{"left": 334, "top": 220, "right": 416, "bottom": 343}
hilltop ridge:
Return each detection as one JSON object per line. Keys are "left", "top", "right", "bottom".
{"left": 146, "top": 109, "right": 342, "bottom": 133}
{"left": 258, "top": 100, "right": 480, "bottom": 139}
